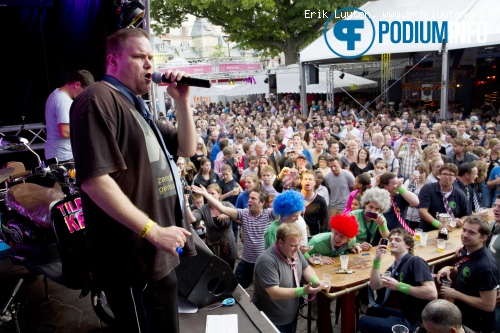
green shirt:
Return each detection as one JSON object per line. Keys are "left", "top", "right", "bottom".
{"left": 264, "top": 220, "right": 280, "bottom": 249}
{"left": 349, "top": 209, "right": 388, "bottom": 245}
{"left": 303, "top": 232, "right": 356, "bottom": 260}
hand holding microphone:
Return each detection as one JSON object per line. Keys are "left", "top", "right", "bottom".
{"left": 151, "top": 72, "right": 211, "bottom": 88}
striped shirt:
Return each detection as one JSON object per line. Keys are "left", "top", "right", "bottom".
{"left": 237, "top": 208, "right": 274, "bottom": 263}
{"left": 399, "top": 150, "right": 420, "bottom": 179}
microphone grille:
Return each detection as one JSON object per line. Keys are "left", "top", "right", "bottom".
{"left": 151, "top": 72, "right": 163, "bottom": 84}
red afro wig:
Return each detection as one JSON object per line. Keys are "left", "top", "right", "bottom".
{"left": 329, "top": 214, "right": 359, "bottom": 239}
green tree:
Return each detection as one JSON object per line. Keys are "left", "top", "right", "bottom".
{"left": 211, "top": 44, "right": 226, "bottom": 58}
{"left": 150, "top": 0, "right": 362, "bottom": 66}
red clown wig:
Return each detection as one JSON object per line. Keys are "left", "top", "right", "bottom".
{"left": 329, "top": 214, "right": 359, "bottom": 239}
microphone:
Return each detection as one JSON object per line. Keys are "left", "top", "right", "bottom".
{"left": 151, "top": 72, "right": 212, "bottom": 88}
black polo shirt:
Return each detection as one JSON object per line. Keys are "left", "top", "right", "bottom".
{"left": 417, "top": 182, "right": 471, "bottom": 232}
{"left": 382, "top": 194, "right": 410, "bottom": 231}
{"left": 455, "top": 246, "right": 499, "bottom": 333}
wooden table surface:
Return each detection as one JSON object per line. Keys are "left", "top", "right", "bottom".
{"left": 313, "top": 209, "right": 494, "bottom": 293}
{"left": 312, "top": 209, "right": 494, "bottom": 333}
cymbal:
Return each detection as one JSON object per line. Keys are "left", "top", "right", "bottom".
{"left": 0, "top": 167, "right": 15, "bottom": 183}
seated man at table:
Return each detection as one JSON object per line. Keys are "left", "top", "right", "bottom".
{"left": 350, "top": 187, "right": 391, "bottom": 250}
{"left": 358, "top": 228, "right": 437, "bottom": 333}
{"left": 418, "top": 163, "right": 470, "bottom": 232}
{"left": 417, "top": 299, "right": 475, "bottom": 333}
{"left": 303, "top": 214, "right": 361, "bottom": 265}
{"left": 437, "top": 216, "right": 499, "bottom": 333}
{"left": 253, "top": 223, "right": 324, "bottom": 333}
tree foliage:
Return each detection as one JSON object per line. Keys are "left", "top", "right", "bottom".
{"left": 150, "top": 0, "right": 363, "bottom": 65}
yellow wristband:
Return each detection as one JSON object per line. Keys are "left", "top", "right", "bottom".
{"left": 140, "top": 219, "right": 155, "bottom": 238}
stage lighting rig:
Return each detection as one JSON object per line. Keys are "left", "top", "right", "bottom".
{"left": 117, "top": 0, "right": 145, "bottom": 28}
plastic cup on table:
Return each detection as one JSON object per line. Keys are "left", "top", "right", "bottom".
{"left": 437, "top": 239, "right": 446, "bottom": 252}
{"left": 414, "top": 228, "right": 422, "bottom": 241}
{"left": 420, "top": 232, "right": 429, "bottom": 247}
{"left": 340, "top": 255, "right": 349, "bottom": 270}
{"left": 322, "top": 274, "right": 332, "bottom": 290}
{"left": 312, "top": 253, "right": 321, "bottom": 267}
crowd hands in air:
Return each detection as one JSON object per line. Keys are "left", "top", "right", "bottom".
{"left": 167, "top": 96, "right": 500, "bottom": 333}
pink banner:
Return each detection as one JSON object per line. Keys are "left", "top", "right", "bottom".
{"left": 218, "top": 63, "right": 261, "bottom": 72}
{"left": 159, "top": 64, "right": 213, "bottom": 74}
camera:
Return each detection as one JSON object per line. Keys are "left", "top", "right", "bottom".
{"left": 366, "top": 211, "right": 378, "bottom": 219}
{"left": 380, "top": 238, "right": 389, "bottom": 246}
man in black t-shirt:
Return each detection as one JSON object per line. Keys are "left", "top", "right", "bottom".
{"left": 359, "top": 228, "right": 437, "bottom": 333}
{"left": 71, "top": 28, "right": 195, "bottom": 333}
{"left": 437, "top": 216, "right": 499, "bottom": 333}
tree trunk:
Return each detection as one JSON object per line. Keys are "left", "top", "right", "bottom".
{"left": 283, "top": 39, "right": 300, "bottom": 66}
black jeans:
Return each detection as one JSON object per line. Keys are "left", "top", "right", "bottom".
{"left": 105, "top": 271, "right": 179, "bottom": 333}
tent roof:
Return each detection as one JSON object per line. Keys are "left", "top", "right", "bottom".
{"left": 189, "top": 71, "right": 377, "bottom": 96}
{"left": 300, "top": 0, "right": 500, "bottom": 64}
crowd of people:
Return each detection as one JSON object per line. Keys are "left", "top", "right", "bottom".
{"left": 50, "top": 26, "right": 500, "bottom": 333}
{"left": 170, "top": 97, "right": 500, "bottom": 332}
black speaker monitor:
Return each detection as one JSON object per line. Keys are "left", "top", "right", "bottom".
{"left": 387, "top": 79, "right": 402, "bottom": 102}
{"left": 176, "top": 233, "right": 238, "bottom": 308}
{"left": 269, "top": 74, "right": 277, "bottom": 95}
{"left": 307, "top": 64, "right": 319, "bottom": 84}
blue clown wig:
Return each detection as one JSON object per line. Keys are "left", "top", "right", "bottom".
{"left": 273, "top": 190, "right": 305, "bottom": 217}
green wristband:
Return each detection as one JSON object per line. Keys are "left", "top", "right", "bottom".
{"left": 379, "top": 224, "right": 388, "bottom": 232}
{"left": 397, "top": 187, "right": 406, "bottom": 195}
{"left": 373, "top": 259, "right": 381, "bottom": 269}
{"left": 310, "top": 276, "right": 319, "bottom": 287}
{"left": 432, "top": 219, "right": 441, "bottom": 228}
{"left": 397, "top": 282, "right": 411, "bottom": 294}
{"left": 295, "top": 287, "right": 306, "bottom": 297}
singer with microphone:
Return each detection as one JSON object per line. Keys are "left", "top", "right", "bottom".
{"left": 70, "top": 28, "right": 196, "bottom": 333}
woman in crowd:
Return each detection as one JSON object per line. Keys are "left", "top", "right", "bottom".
{"left": 343, "top": 173, "right": 371, "bottom": 214}
{"left": 370, "top": 159, "right": 389, "bottom": 187}
{"left": 332, "top": 122, "right": 342, "bottom": 139}
{"left": 191, "top": 138, "right": 208, "bottom": 171}
{"left": 343, "top": 139, "right": 359, "bottom": 167}
{"left": 427, "top": 156, "right": 444, "bottom": 183}
{"left": 302, "top": 129, "right": 315, "bottom": 150}
{"left": 420, "top": 146, "right": 441, "bottom": 165}
{"left": 362, "top": 131, "right": 372, "bottom": 148}
{"left": 381, "top": 144, "right": 400, "bottom": 176}
{"left": 349, "top": 148, "right": 374, "bottom": 177}
{"left": 404, "top": 163, "right": 429, "bottom": 229}
{"left": 176, "top": 157, "right": 192, "bottom": 197}
{"left": 185, "top": 161, "right": 198, "bottom": 184}
{"left": 235, "top": 174, "right": 262, "bottom": 209}
{"left": 349, "top": 187, "right": 391, "bottom": 250}
{"left": 192, "top": 157, "right": 219, "bottom": 188}
{"left": 186, "top": 184, "right": 236, "bottom": 269}
{"left": 432, "top": 122, "right": 445, "bottom": 142}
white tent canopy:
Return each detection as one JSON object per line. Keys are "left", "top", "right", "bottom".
{"left": 189, "top": 70, "right": 377, "bottom": 96}
{"left": 300, "top": 0, "right": 500, "bottom": 63}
